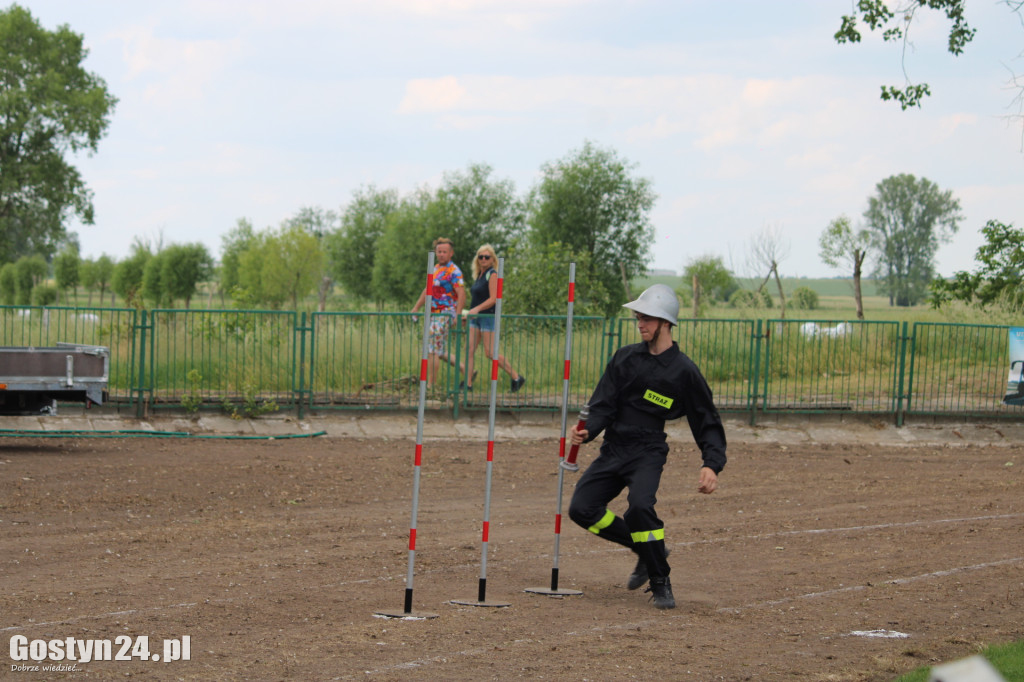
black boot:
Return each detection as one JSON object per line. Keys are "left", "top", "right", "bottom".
{"left": 645, "top": 577, "right": 676, "bottom": 610}
{"left": 626, "top": 548, "right": 670, "bottom": 591}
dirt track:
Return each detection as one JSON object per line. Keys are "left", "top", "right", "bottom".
{"left": 2, "top": 433, "right": 1022, "bottom": 681}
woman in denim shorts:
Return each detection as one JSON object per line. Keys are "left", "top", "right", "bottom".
{"left": 463, "top": 244, "right": 525, "bottom": 393}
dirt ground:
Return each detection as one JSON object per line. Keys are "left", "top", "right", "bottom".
{"left": 1, "top": 431, "right": 1023, "bottom": 681}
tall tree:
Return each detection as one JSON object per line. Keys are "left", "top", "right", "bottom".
{"left": 219, "top": 218, "right": 256, "bottom": 305}
{"left": 0, "top": 5, "right": 117, "bottom": 263}
{"left": 287, "top": 206, "right": 339, "bottom": 311}
{"left": 865, "top": 174, "right": 962, "bottom": 307}
{"left": 157, "top": 242, "right": 213, "bottom": 308}
{"left": 930, "top": 220, "right": 1024, "bottom": 311}
{"left": 370, "top": 196, "right": 431, "bottom": 307}
{"left": 683, "top": 255, "right": 735, "bottom": 319}
{"left": 819, "top": 215, "right": 874, "bottom": 320}
{"left": 329, "top": 185, "right": 399, "bottom": 302}
{"left": 420, "top": 163, "right": 524, "bottom": 258}
{"left": 748, "top": 225, "right": 790, "bottom": 318}
{"left": 238, "top": 224, "right": 324, "bottom": 310}
{"left": 111, "top": 241, "right": 152, "bottom": 307}
{"left": 834, "top": 1, "right": 1024, "bottom": 144}
{"left": 53, "top": 243, "right": 81, "bottom": 304}
{"left": 528, "top": 141, "right": 656, "bottom": 316}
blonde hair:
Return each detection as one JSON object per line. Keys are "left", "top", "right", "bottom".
{"left": 471, "top": 244, "right": 497, "bottom": 280}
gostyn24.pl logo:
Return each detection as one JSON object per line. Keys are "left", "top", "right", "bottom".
{"left": 9, "top": 634, "right": 190, "bottom": 668}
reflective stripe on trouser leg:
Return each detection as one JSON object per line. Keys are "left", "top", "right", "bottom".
{"left": 583, "top": 509, "right": 634, "bottom": 549}
{"left": 630, "top": 528, "right": 665, "bottom": 544}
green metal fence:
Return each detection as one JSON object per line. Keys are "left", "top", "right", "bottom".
{"left": 3, "top": 305, "right": 1023, "bottom": 424}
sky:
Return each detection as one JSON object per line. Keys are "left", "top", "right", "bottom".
{"left": 18, "top": 0, "right": 1024, "bottom": 279}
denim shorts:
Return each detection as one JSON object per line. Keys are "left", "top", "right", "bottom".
{"left": 469, "top": 315, "right": 496, "bottom": 332}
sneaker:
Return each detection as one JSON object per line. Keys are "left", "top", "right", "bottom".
{"left": 511, "top": 375, "right": 526, "bottom": 393}
{"left": 645, "top": 577, "right": 676, "bottom": 610}
{"left": 627, "top": 549, "right": 670, "bottom": 591}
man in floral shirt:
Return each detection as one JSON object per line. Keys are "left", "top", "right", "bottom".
{"left": 411, "top": 237, "right": 466, "bottom": 386}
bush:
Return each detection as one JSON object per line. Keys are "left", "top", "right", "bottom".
{"left": 792, "top": 286, "right": 819, "bottom": 310}
{"left": 729, "top": 289, "right": 773, "bottom": 309}
{"left": 31, "top": 284, "right": 58, "bottom": 306}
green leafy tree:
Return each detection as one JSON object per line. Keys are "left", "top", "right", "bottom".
{"left": 162, "top": 242, "right": 213, "bottom": 308}
{"left": 219, "top": 218, "right": 256, "bottom": 304}
{"left": 141, "top": 251, "right": 169, "bottom": 307}
{"left": 930, "top": 220, "right": 1024, "bottom": 311}
{"left": 330, "top": 185, "right": 400, "bottom": 302}
{"left": 13, "top": 254, "right": 47, "bottom": 305}
{"left": 819, "top": 214, "right": 874, "bottom": 319}
{"left": 238, "top": 224, "right": 324, "bottom": 309}
{"left": 79, "top": 258, "right": 97, "bottom": 306}
{"left": 834, "top": 0, "right": 977, "bottom": 110}
{"left": 111, "top": 241, "right": 151, "bottom": 307}
{"left": 0, "top": 5, "right": 117, "bottom": 263}
{"left": 502, "top": 239, "right": 607, "bottom": 316}
{"left": 528, "top": 141, "right": 656, "bottom": 315}
{"left": 287, "top": 206, "right": 339, "bottom": 311}
{"left": 53, "top": 243, "right": 80, "bottom": 304}
{"left": 0, "top": 262, "right": 16, "bottom": 304}
{"left": 865, "top": 174, "right": 962, "bottom": 307}
{"left": 370, "top": 197, "right": 432, "bottom": 307}
{"left": 93, "top": 254, "right": 114, "bottom": 306}
{"left": 420, "top": 163, "right": 524, "bottom": 258}
{"left": 683, "top": 255, "right": 735, "bottom": 318}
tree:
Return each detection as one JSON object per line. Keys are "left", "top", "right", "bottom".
{"left": 111, "top": 241, "right": 152, "bottom": 307}
{"left": 13, "top": 254, "right": 47, "bottom": 305}
{"left": 237, "top": 223, "right": 324, "bottom": 309}
{"left": 683, "top": 255, "right": 734, "bottom": 318}
{"left": 0, "top": 262, "right": 16, "bottom": 304}
{"left": 420, "top": 163, "right": 524, "bottom": 258}
{"left": 329, "top": 186, "right": 400, "bottom": 303}
{"left": 819, "top": 215, "right": 874, "bottom": 319}
{"left": 834, "top": 1, "right": 1024, "bottom": 142}
{"left": 930, "top": 220, "right": 1024, "bottom": 311}
{"left": 162, "top": 243, "right": 213, "bottom": 308}
{"left": 528, "top": 141, "right": 656, "bottom": 316}
{"left": 865, "top": 174, "right": 962, "bottom": 307}
{"left": 0, "top": 5, "right": 117, "bottom": 263}
{"left": 219, "top": 218, "right": 257, "bottom": 304}
{"left": 53, "top": 243, "right": 81, "bottom": 304}
{"left": 370, "top": 196, "right": 432, "bottom": 307}
{"left": 286, "top": 206, "right": 339, "bottom": 312}
{"left": 502, "top": 239, "right": 607, "bottom": 317}
{"left": 93, "top": 254, "right": 114, "bottom": 306}
{"left": 748, "top": 225, "right": 790, "bottom": 318}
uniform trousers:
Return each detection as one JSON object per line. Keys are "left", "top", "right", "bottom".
{"left": 568, "top": 439, "right": 671, "bottom": 579}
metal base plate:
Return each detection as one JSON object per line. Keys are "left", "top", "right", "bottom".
{"left": 373, "top": 609, "right": 440, "bottom": 620}
{"left": 523, "top": 587, "right": 584, "bottom": 596}
{"left": 449, "top": 599, "right": 511, "bottom": 608}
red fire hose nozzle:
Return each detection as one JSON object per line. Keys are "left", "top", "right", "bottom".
{"left": 559, "top": 405, "right": 590, "bottom": 472}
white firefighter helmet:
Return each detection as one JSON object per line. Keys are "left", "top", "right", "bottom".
{"left": 622, "top": 284, "right": 679, "bottom": 325}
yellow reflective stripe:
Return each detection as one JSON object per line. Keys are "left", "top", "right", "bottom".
{"left": 587, "top": 510, "right": 617, "bottom": 535}
{"left": 630, "top": 528, "right": 665, "bottom": 543}
{"left": 643, "top": 389, "right": 673, "bottom": 409}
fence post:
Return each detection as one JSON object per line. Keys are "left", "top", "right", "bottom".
{"left": 296, "top": 311, "right": 309, "bottom": 419}
{"left": 895, "top": 321, "right": 909, "bottom": 427}
{"left": 134, "top": 309, "right": 148, "bottom": 418}
{"left": 750, "top": 319, "right": 763, "bottom": 426}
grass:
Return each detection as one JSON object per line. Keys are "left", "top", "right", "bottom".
{"left": 892, "top": 640, "right": 1024, "bottom": 681}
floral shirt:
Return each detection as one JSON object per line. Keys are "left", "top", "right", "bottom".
{"left": 430, "top": 262, "right": 464, "bottom": 315}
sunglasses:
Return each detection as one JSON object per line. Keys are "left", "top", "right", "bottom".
{"left": 477, "top": 254, "right": 492, "bottom": 260}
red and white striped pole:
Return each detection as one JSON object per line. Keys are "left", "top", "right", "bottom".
{"left": 452, "top": 256, "right": 510, "bottom": 608}
{"left": 525, "top": 263, "right": 583, "bottom": 597}
{"left": 375, "top": 252, "right": 439, "bottom": 619}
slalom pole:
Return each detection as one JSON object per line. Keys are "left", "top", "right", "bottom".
{"left": 451, "top": 256, "right": 510, "bottom": 608}
{"left": 375, "top": 252, "right": 439, "bottom": 620}
{"left": 525, "top": 263, "right": 583, "bottom": 597}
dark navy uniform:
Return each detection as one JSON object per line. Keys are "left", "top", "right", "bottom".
{"left": 568, "top": 340, "right": 726, "bottom": 581}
